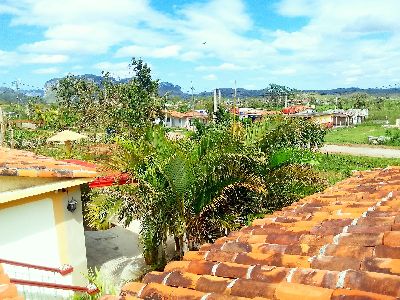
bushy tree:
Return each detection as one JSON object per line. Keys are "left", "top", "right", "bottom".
{"left": 352, "top": 93, "right": 368, "bottom": 109}
{"left": 264, "top": 83, "right": 297, "bottom": 107}
{"left": 53, "top": 58, "right": 164, "bottom": 133}
{"left": 259, "top": 116, "right": 326, "bottom": 152}
{"left": 109, "top": 59, "right": 164, "bottom": 135}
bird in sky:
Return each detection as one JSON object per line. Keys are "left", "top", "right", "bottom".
{"left": 202, "top": 41, "right": 206, "bottom": 45}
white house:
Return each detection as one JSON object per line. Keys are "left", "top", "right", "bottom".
{"left": 0, "top": 147, "right": 97, "bottom": 298}
{"left": 164, "top": 110, "right": 207, "bottom": 130}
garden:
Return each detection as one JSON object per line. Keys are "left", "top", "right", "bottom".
{"left": 2, "top": 59, "right": 400, "bottom": 299}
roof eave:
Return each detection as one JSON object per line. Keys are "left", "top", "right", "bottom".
{"left": 0, "top": 178, "right": 93, "bottom": 204}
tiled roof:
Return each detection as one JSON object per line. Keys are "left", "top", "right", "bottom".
{"left": 282, "top": 105, "right": 311, "bottom": 114}
{"left": 0, "top": 264, "right": 22, "bottom": 299}
{"left": 166, "top": 110, "right": 207, "bottom": 119}
{"left": 0, "top": 147, "right": 97, "bottom": 178}
{"left": 107, "top": 166, "right": 400, "bottom": 299}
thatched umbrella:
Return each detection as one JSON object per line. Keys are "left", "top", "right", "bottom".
{"left": 47, "top": 130, "right": 87, "bottom": 155}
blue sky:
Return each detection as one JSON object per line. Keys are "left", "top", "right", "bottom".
{"left": 1, "top": 0, "right": 400, "bottom": 92}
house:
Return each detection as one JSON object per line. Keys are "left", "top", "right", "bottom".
{"left": 288, "top": 112, "right": 334, "bottom": 127}
{"left": 332, "top": 112, "right": 351, "bottom": 126}
{"left": 230, "top": 108, "right": 281, "bottom": 121}
{"left": 347, "top": 108, "right": 369, "bottom": 124}
{"left": 325, "top": 109, "right": 369, "bottom": 126}
{"left": 164, "top": 110, "right": 208, "bottom": 130}
{"left": 0, "top": 147, "right": 97, "bottom": 296}
{"left": 104, "top": 167, "right": 400, "bottom": 299}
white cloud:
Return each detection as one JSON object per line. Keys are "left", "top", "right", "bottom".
{"left": 0, "top": 50, "right": 19, "bottom": 66}
{"left": 23, "top": 54, "right": 68, "bottom": 64}
{"left": 196, "top": 63, "right": 244, "bottom": 71}
{"left": 270, "top": 67, "right": 297, "bottom": 76}
{"left": 7, "top": 0, "right": 171, "bottom": 56}
{"left": 94, "top": 61, "right": 132, "bottom": 79}
{"left": 33, "top": 67, "right": 59, "bottom": 74}
{"left": 203, "top": 74, "right": 217, "bottom": 81}
{"left": 270, "top": 0, "right": 400, "bottom": 87}
{"left": 0, "top": 51, "right": 67, "bottom": 66}
{"left": 116, "top": 45, "right": 181, "bottom": 59}
{"left": 1, "top": 0, "right": 400, "bottom": 88}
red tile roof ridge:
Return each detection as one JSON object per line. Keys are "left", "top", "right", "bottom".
{"left": 103, "top": 167, "right": 400, "bottom": 299}
{"left": 0, "top": 147, "right": 97, "bottom": 178}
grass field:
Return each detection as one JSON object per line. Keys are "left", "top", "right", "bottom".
{"left": 316, "top": 152, "right": 400, "bottom": 184}
{"left": 325, "top": 124, "right": 388, "bottom": 145}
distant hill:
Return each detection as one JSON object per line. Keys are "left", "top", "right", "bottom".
{"left": 158, "top": 82, "right": 186, "bottom": 98}
{"left": 44, "top": 75, "right": 187, "bottom": 98}
{"left": 304, "top": 87, "right": 400, "bottom": 95}
{"left": 198, "top": 88, "right": 264, "bottom": 98}
{"left": 2, "top": 73, "right": 399, "bottom": 104}
{"left": 0, "top": 87, "right": 29, "bottom": 103}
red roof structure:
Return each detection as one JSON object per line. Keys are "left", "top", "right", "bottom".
{"left": 89, "top": 173, "right": 132, "bottom": 188}
{"left": 0, "top": 147, "right": 97, "bottom": 178}
{"left": 62, "top": 159, "right": 135, "bottom": 188}
{"left": 103, "top": 166, "right": 400, "bottom": 299}
{"left": 282, "top": 105, "right": 311, "bottom": 114}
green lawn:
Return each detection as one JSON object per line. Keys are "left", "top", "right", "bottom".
{"left": 316, "top": 152, "right": 400, "bottom": 185}
{"left": 325, "top": 124, "right": 388, "bottom": 145}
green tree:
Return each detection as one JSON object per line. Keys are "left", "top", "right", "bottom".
{"left": 53, "top": 58, "right": 164, "bottom": 133}
{"left": 264, "top": 83, "right": 297, "bottom": 108}
{"left": 352, "top": 93, "right": 368, "bottom": 109}
{"left": 109, "top": 59, "right": 164, "bottom": 135}
{"left": 259, "top": 116, "right": 326, "bottom": 152}
{"left": 87, "top": 117, "right": 327, "bottom": 267}
{"left": 87, "top": 125, "right": 267, "bottom": 264}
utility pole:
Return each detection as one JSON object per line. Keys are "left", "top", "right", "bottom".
{"left": 0, "top": 107, "right": 4, "bottom": 147}
{"left": 12, "top": 80, "right": 20, "bottom": 104}
{"left": 233, "top": 80, "right": 237, "bottom": 130}
{"left": 213, "top": 89, "right": 218, "bottom": 122}
{"left": 190, "top": 81, "right": 195, "bottom": 110}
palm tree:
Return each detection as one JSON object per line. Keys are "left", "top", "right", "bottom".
{"left": 87, "top": 117, "right": 327, "bottom": 267}
{"left": 87, "top": 125, "right": 267, "bottom": 265}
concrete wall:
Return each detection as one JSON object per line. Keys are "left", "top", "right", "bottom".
{"left": 312, "top": 115, "right": 333, "bottom": 125}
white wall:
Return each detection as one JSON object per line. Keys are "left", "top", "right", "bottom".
{"left": 0, "top": 198, "right": 74, "bottom": 299}
{"left": 0, "top": 198, "right": 59, "bottom": 266}
{"left": 0, "top": 185, "right": 89, "bottom": 298}
{"left": 60, "top": 187, "right": 88, "bottom": 286}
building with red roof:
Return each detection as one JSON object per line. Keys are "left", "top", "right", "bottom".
{"left": 0, "top": 147, "right": 97, "bottom": 297}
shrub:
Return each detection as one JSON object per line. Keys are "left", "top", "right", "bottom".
{"left": 266, "top": 164, "right": 327, "bottom": 209}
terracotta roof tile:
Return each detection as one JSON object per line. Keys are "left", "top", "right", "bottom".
{"left": 0, "top": 264, "right": 22, "bottom": 299}
{"left": 103, "top": 166, "right": 400, "bottom": 299}
{"left": 0, "top": 147, "right": 97, "bottom": 178}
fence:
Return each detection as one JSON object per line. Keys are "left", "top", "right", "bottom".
{"left": 0, "top": 258, "right": 98, "bottom": 299}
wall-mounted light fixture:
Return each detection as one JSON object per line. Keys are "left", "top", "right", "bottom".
{"left": 67, "top": 197, "right": 77, "bottom": 212}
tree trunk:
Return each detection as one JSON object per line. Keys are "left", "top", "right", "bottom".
{"left": 174, "top": 236, "right": 181, "bottom": 257}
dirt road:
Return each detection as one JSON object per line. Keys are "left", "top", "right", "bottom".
{"left": 320, "top": 144, "right": 400, "bottom": 158}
